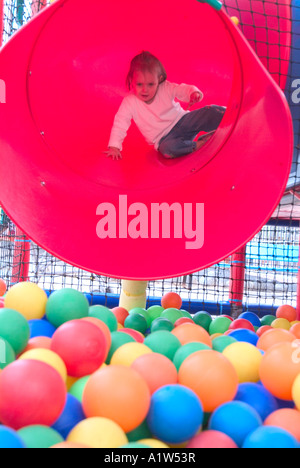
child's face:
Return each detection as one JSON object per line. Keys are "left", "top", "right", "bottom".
{"left": 131, "top": 70, "right": 161, "bottom": 104}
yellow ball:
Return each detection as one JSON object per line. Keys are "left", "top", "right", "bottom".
{"left": 110, "top": 342, "right": 152, "bottom": 366}
{"left": 139, "top": 438, "right": 170, "bottom": 448}
{"left": 231, "top": 16, "right": 240, "bottom": 25}
{"left": 272, "top": 318, "right": 291, "bottom": 330}
{"left": 223, "top": 342, "right": 262, "bottom": 383}
{"left": 67, "top": 417, "right": 128, "bottom": 448}
{"left": 4, "top": 282, "right": 48, "bottom": 320}
{"left": 292, "top": 374, "right": 300, "bottom": 410}
{"left": 19, "top": 348, "right": 67, "bottom": 382}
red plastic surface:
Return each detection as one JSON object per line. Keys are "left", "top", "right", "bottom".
{"left": 0, "top": 0, "right": 293, "bottom": 280}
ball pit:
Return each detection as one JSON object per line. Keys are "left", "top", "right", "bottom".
{"left": 1, "top": 283, "right": 300, "bottom": 449}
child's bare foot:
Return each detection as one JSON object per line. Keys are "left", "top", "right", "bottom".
{"left": 195, "top": 131, "right": 216, "bottom": 151}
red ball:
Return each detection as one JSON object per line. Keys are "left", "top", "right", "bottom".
{"left": 229, "top": 318, "right": 255, "bottom": 332}
{"left": 0, "top": 360, "right": 66, "bottom": 429}
{"left": 0, "top": 279, "right": 7, "bottom": 297}
{"left": 161, "top": 292, "right": 182, "bottom": 310}
{"left": 119, "top": 328, "right": 144, "bottom": 343}
{"left": 186, "top": 430, "right": 238, "bottom": 449}
{"left": 51, "top": 320, "right": 107, "bottom": 377}
{"left": 256, "top": 325, "right": 273, "bottom": 338}
{"left": 174, "top": 317, "right": 194, "bottom": 327}
{"left": 111, "top": 307, "right": 129, "bottom": 326}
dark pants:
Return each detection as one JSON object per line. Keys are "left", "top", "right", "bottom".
{"left": 158, "top": 105, "right": 226, "bottom": 158}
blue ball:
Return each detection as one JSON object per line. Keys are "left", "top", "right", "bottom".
{"left": 147, "top": 384, "right": 203, "bottom": 444}
{"left": 234, "top": 383, "right": 278, "bottom": 421}
{"left": 242, "top": 426, "right": 298, "bottom": 448}
{"left": 209, "top": 401, "right": 262, "bottom": 447}
{"left": 52, "top": 393, "right": 86, "bottom": 439}
{"left": 0, "top": 426, "right": 26, "bottom": 448}
{"left": 227, "top": 329, "right": 259, "bottom": 346}
{"left": 239, "top": 312, "right": 261, "bottom": 328}
{"left": 28, "top": 318, "right": 57, "bottom": 338}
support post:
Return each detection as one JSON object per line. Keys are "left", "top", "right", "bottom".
{"left": 11, "top": 227, "right": 31, "bottom": 285}
{"left": 229, "top": 244, "right": 247, "bottom": 319}
{"left": 119, "top": 280, "right": 148, "bottom": 311}
{"left": 297, "top": 221, "right": 300, "bottom": 320}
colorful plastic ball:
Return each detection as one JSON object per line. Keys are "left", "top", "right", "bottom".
{"left": 290, "top": 322, "right": 300, "bottom": 339}
{"left": 46, "top": 289, "right": 89, "bottom": 328}
{"left": 19, "top": 348, "right": 67, "bottom": 382}
{"left": 69, "top": 376, "right": 90, "bottom": 403}
{"left": 28, "top": 318, "right": 57, "bottom": 338}
{"left": 174, "top": 317, "right": 194, "bottom": 327}
{"left": 229, "top": 318, "right": 255, "bottom": 332}
{"left": 0, "top": 308, "right": 30, "bottom": 354}
{"left": 161, "top": 292, "right": 182, "bottom": 310}
{"left": 0, "top": 426, "right": 26, "bottom": 448}
{"left": 147, "top": 305, "right": 164, "bottom": 323}
{"left": 119, "top": 328, "right": 144, "bottom": 343}
{"left": 131, "top": 352, "right": 178, "bottom": 394}
{"left": 0, "top": 299, "right": 4, "bottom": 309}
{"left": 186, "top": 430, "right": 238, "bottom": 449}
{"left": 264, "top": 408, "right": 300, "bottom": 442}
{"left": 111, "top": 306, "right": 129, "bottom": 326}
{"left": 209, "top": 401, "right": 262, "bottom": 447}
{"left": 23, "top": 336, "right": 52, "bottom": 352}
{"left": 212, "top": 335, "right": 237, "bottom": 353}
{"left": 223, "top": 342, "right": 262, "bottom": 383}
{"left": 0, "top": 337, "right": 15, "bottom": 369}
{"left": 67, "top": 417, "right": 128, "bottom": 448}
{"left": 178, "top": 350, "right": 239, "bottom": 413}
{"left": 51, "top": 319, "right": 107, "bottom": 377}
{"left": 129, "top": 307, "right": 151, "bottom": 327}
{"left": 124, "top": 313, "right": 148, "bottom": 335}
{"left": 106, "top": 331, "right": 135, "bottom": 364}
{"left": 256, "top": 328, "right": 295, "bottom": 352}
{"left": 89, "top": 305, "right": 118, "bottom": 332}
{"left": 276, "top": 304, "right": 297, "bottom": 322}
{"left": 161, "top": 308, "right": 183, "bottom": 325}
{"left": 260, "top": 315, "right": 276, "bottom": 326}
{"left": 138, "top": 438, "right": 169, "bottom": 448}
{"left": 52, "top": 393, "right": 86, "bottom": 439}
{"left": 147, "top": 384, "right": 203, "bottom": 444}
{"left": 126, "top": 419, "right": 152, "bottom": 442}
{"left": 272, "top": 318, "right": 291, "bottom": 330}
{"left": 0, "top": 359, "right": 66, "bottom": 429}
{"left": 234, "top": 383, "right": 278, "bottom": 421}
{"left": 292, "top": 373, "right": 300, "bottom": 411}
{"left": 192, "top": 311, "right": 212, "bottom": 331}
{"left": 239, "top": 312, "right": 261, "bottom": 328}
{"left": 4, "top": 282, "right": 48, "bottom": 320}
{"left": 209, "top": 316, "right": 232, "bottom": 335}
{"left": 151, "top": 317, "right": 174, "bottom": 333}
{"left": 259, "top": 341, "right": 300, "bottom": 400}
{"left": 81, "top": 317, "right": 111, "bottom": 360}
{"left": 82, "top": 366, "right": 151, "bottom": 433}
{"left": 144, "top": 331, "right": 181, "bottom": 361}
{"left": 0, "top": 279, "right": 7, "bottom": 297}
{"left": 242, "top": 426, "right": 298, "bottom": 449}
{"left": 51, "top": 442, "right": 90, "bottom": 448}
{"left": 173, "top": 342, "right": 211, "bottom": 371}
{"left": 227, "top": 329, "right": 258, "bottom": 346}
{"left": 110, "top": 342, "right": 152, "bottom": 367}
{"left": 17, "top": 425, "right": 64, "bottom": 449}
{"left": 256, "top": 325, "right": 273, "bottom": 337}
{"left": 171, "top": 323, "right": 212, "bottom": 347}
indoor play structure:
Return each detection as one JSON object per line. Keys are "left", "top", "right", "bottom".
{"left": 0, "top": 0, "right": 300, "bottom": 450}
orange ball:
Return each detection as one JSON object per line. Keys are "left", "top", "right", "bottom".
{"left": 256, "top": 326, "right": 273, "bottom": 338}
{"left": 178, "top": 350, "right": 238, "bottom": 413}
{"left": 264, "top": 409, "right": 300, "bottom": 442}
{"left": 161, "top": 292, "right": 182, "bottom": 310}
{"left": 290, "top": 322, "right": 300, "bottom": 339}
{"left": 0, "top": 279, "right": 7, "bottom": 297}
{"left": 111, "top": 307, "right": 129, "bottom": 326}
{"left": 82, "top": 365, "right": 151, "bottom": 433}
{"left": 81, "top": 317, "right": 111, "bottom": 360}
{"left": 276, "top": 305, "right": 297, "bottom": 322}
{"left": 22, "top": 336, "right": 52, "bottom": 352}
{"left": 131, "top": 352, "right": 178, "bottom": 394}
{"left": 171, "top": 323, "right": 212, "bottom": 348}
{"left": 256, "top": 328, "right": 295, "bottom": 352}
{"left": 259, "top": 341, "right": 300, "bottom": 400}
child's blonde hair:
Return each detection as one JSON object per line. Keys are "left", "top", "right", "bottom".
{"left": 126, "top": 51, "right": 167, "bottom": 90}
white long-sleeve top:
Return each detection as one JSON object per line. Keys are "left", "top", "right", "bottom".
{"left": 108, "top": 81, "right": 202, "bottom": 150}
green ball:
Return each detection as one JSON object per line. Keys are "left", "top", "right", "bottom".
{"left": 260, "top": 315, "right": 276, "bottom": 326}
{"left": 147, "top": 305, "right": 164, "bottom": 323}
{"left": 121, "top": 443, "right": 151, "bottom": 448}
{"left": 17, "top": 425, "right": 64, "bottom": 449}
{"left": 0, "top": 308, "right": 30, "bottom": 354}
{"left": 106, "top": 331, "right": 135, "bottom": 364}
{"left": 0, "top": 337, "right": 15, "bottom": 369}
{"left": 144, "top": 331, "right": 181, "bottom": 360}
{"left": 129, "top": 308, "right": 151, "bottom": 327}
{"left": 160, "top": 308, "right": 184, "bottom": 325}
{"left": 127, "top": 419, "right": 152, "bottom": 442}
{"left": 212, "top": 335, "right": 237, "bottom": 353}
{"left": 46, "top": 289, "right": 89, "bottom": 328}
{"left": 124, "top": 313, "right": 148, "bottom": 334}
{"left": 181, "top": 310, "right": 193, "bottom": 319}
{"left": 89, "top": 305, "right": 118, "bottom": 332}
{"left": 173, "top": 342, "right": 211, "bottom": 371}
{"left": 69, "top": 375, "right": 90, "bottom": 403}
{"left": 151, "top": 317, "right": 174, "bottom": 333}
{"left": 209, "top": 316, "right": 232, "bottom": 335}
{"left": 193, "top": 311, "right": 212, "bottom": 331}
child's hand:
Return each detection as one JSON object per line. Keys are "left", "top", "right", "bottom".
{"left": 188, "top": 91, "right": 203, "bottom": 108}
{"left": 104, "top": 147, "right": 122, "bottom": 160}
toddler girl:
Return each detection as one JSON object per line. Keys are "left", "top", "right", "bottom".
{"left": 106, "top": 51, "right": 225, "bottom": 160}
